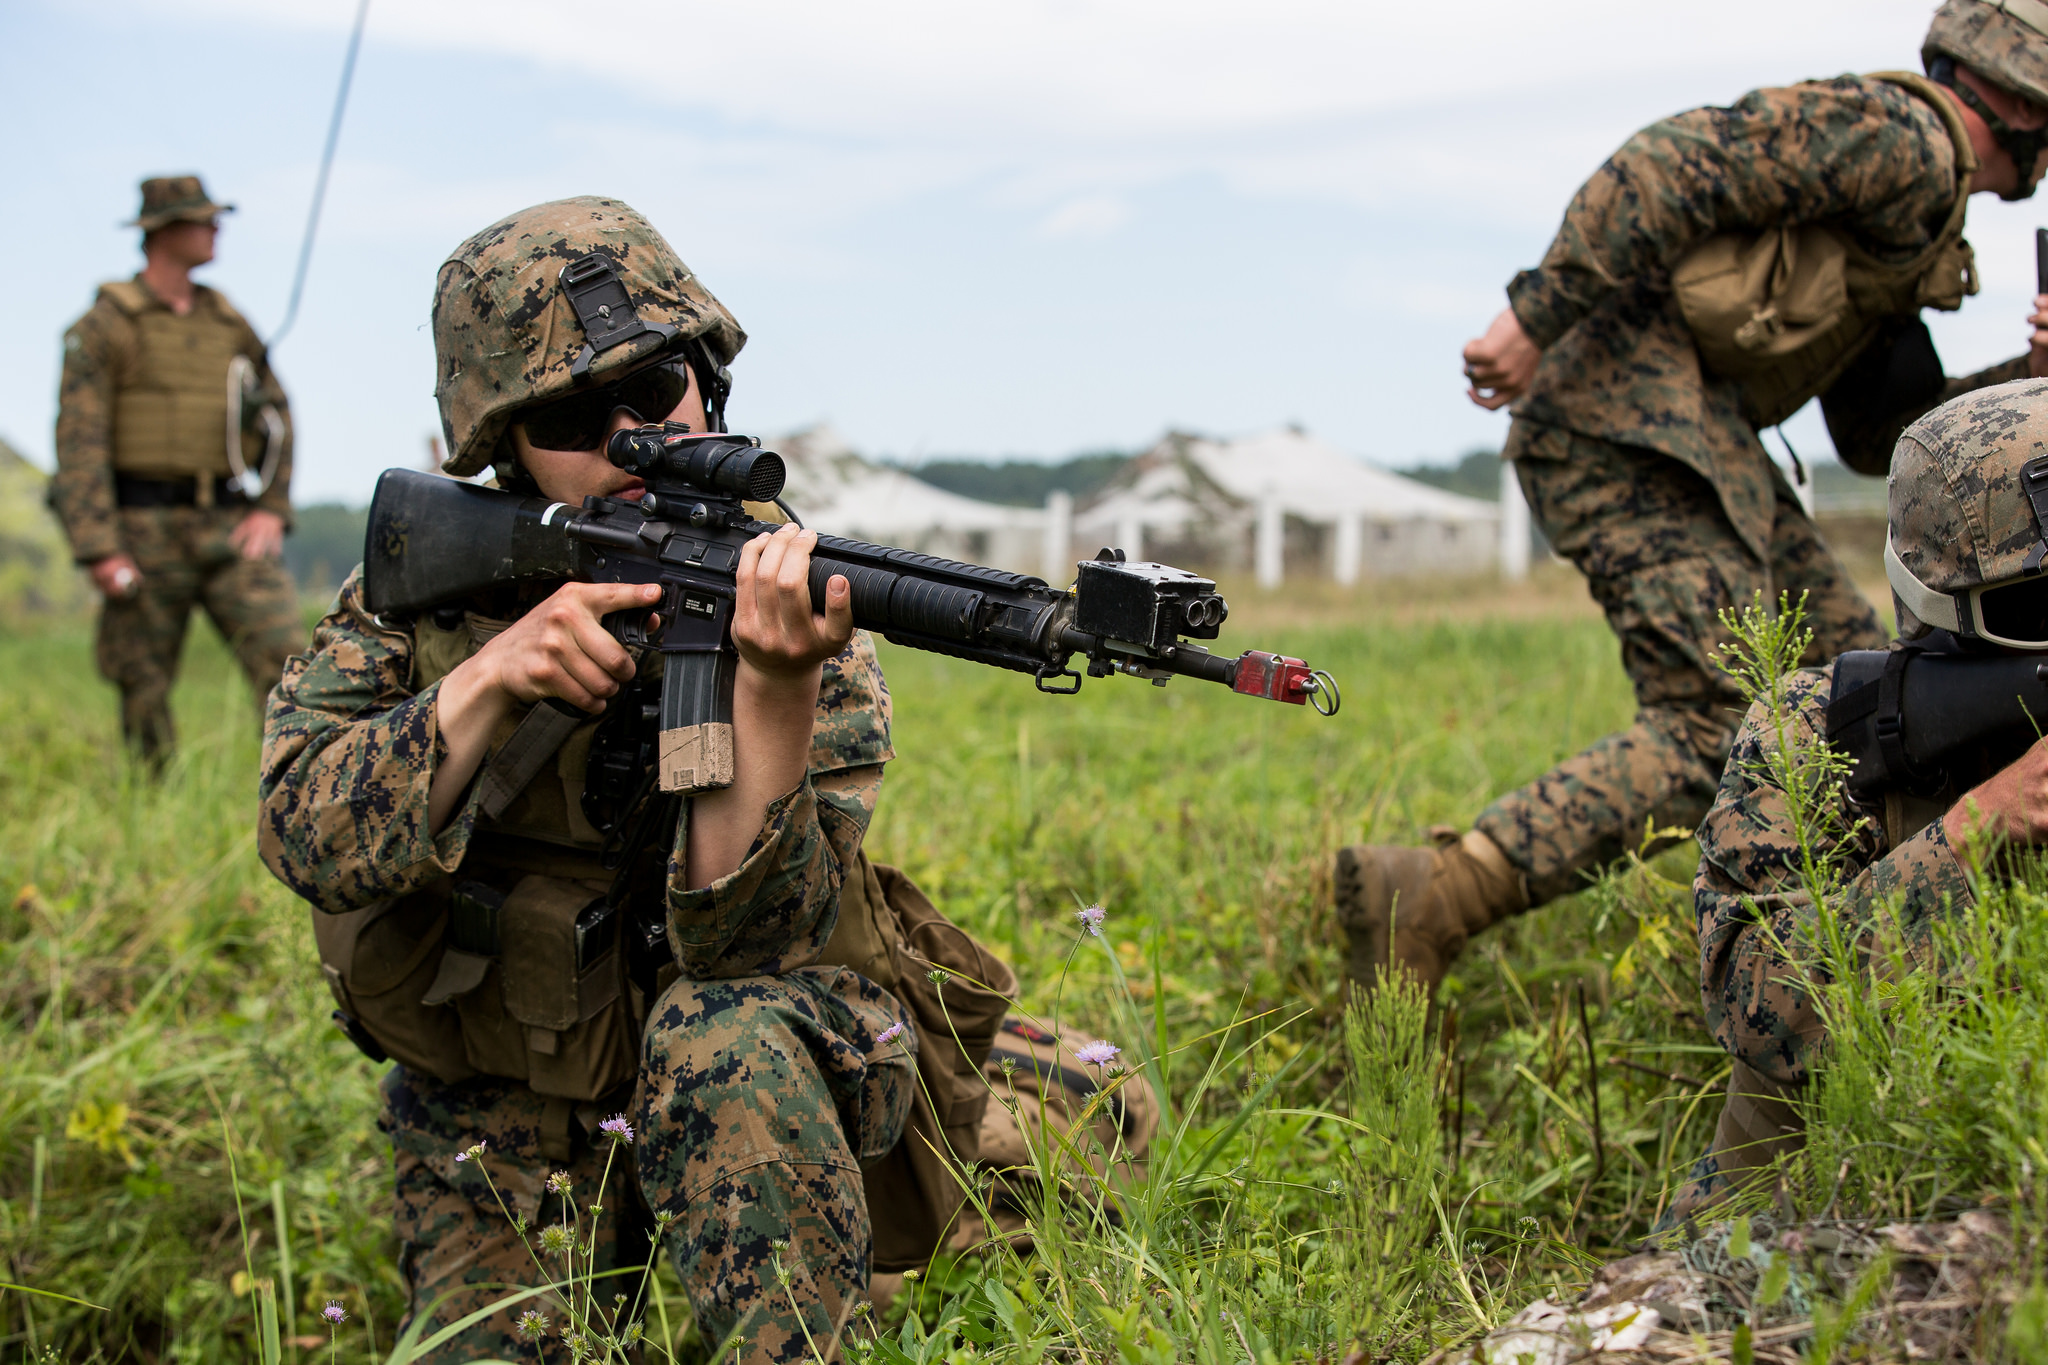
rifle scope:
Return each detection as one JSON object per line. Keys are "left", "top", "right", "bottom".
{"left": 605, "top": 425, "right": 786, "bottom": 503}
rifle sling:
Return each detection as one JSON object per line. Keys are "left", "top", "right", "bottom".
{"left": 476, "top": 702, "right": 587, "bottom": 822}
{"left": 1873, "top": 648, "right": 1920, "bottom": 789}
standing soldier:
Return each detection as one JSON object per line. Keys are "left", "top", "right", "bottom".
{"left": 1336, "top": 1, "right": 2048, "bottom": 992}
{"left": 50, "top": 174, "right": 301, "bottom": 763}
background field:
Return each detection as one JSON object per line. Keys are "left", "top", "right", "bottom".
{"left": 11, "top": 550, "right": 2015, "bottom": 1362}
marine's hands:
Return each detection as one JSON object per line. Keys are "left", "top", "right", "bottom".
{"left": 1463, "top": 307, "right": 1541, "bottom": 410}
{"left": 229, "top": 510, "right": 285, "bottom": 561}
{"left": 731, "top": 524, "right": 854, "bottom": 690}
{"left": 427, "top": 581, "right": 659, "bottom": 833}
{"left": 2028, "top": 293, "right": 2048, "bottom": 379}
{"left": 465, "top": 581, "right": 659, "bottom": 714}
{"left": 89, "top": 553, "right": 142, "bottom": 600}
{"left": 1944, "top": 734, "right": 2048, "bottom": 852}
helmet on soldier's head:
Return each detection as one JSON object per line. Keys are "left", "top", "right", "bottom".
{"left": 1926, "top": 0, "right": 2048, "bottom": 108}
{"left": 1886, "top": 378, "right": 2048, "bottom": 645}
{"left": 1925, "top": 0, "right": 2048, "bottom": 199}
{"left": 432, "top": 196, "right": 745, "bottom": 479}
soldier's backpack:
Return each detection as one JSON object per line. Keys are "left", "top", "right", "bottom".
{"left": 1671, "top": 71, "right": 1979, "bottom": 430}
{"left": 970, "top": 1016, "right": 1161, "bottom": 1245}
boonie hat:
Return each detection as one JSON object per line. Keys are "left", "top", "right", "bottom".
{"left": 126, "top": 175, "right": 234, "bottom": 233}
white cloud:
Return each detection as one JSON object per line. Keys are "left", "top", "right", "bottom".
{"left": 141, "top": 0, "right": 1941, "bottom": 142}
{"left": 1038, "top": 194, "right": 1131, "bottom": 239}
{"left": 14, "top": 0, "right": 2015, "bottom": 502}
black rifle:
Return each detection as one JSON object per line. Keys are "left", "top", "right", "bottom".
{"left": 363, "top": 425, "right": 1339, "bottom": 793}
{"left": 1827, "top": 645, "right": 2048, "bottom": 801}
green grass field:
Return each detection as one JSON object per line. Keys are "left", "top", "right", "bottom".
{"left": 3, "top": 568, "right": 2043, "bottom": 1362}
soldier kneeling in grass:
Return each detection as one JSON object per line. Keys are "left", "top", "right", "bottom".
{"left": 1676, "top": 379, "right": 2048, "bottom": 1222}
{"left": 255, "top": 197, "right": 1145, "bottom": 1364}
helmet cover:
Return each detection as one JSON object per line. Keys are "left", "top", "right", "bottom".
{"left": 433, "top": 196, "right": 745, "bottom": 477}
{"left": 1887, "top": 377, "right": 2048, "bottom": 636}
{"left": 1925, "top": 0, "right": 2048, "bottom": 109}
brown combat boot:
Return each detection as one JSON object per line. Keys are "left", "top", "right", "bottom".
{"left": 1333, "top": 827, "right": 1529, "bottom": 992}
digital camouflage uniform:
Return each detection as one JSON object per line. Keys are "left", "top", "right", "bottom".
{"left": 1484, "top": 73, "right": 2030, "bottom": 906}
{"left": 52, "top": 180, "right": 300, "bottom": 760}
{"left": 1669, "top": 378, "right": 2048, "bottom": 1223}
{"left": 259, "top": 568, "right": 916, "bottom": 1364}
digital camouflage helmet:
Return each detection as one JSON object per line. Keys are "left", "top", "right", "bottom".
{"left": 433, "top": 196, "right": 746, "bottom": 478}
{"left": 1925, "top": 0, "right": 2048, "bottom": 199}
{"left": 1886, "top": 378, "right": 2048, "bottom": 644}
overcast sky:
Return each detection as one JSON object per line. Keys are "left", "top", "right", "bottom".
{"left": 7, "top": 0, "right": 2045, "bottom": 505}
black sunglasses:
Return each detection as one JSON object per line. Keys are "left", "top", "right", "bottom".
{"left": 517, "top": 359, "right": 694, "bottom": 451}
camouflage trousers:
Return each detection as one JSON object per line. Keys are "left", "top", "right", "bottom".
{"left": 95, "top": 505, "right": 301, "bottom": 760}
{"left": 1475, "top": 424, "right": 1885, "bottom": 906}
{"left": 385, "top": 967, "right": 916, "bottom": 1365}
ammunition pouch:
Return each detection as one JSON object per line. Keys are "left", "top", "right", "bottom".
{"left": 316, "top": 872, "right": 644, "bottom": 1101}
{"left": 315, "top": 883, "right": 472, "bottom": 1083}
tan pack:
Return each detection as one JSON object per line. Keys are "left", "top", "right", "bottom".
{"left": 1673, "top": 71, "right": 1979, "bottom": 428}
{"left": 830, "top": 856, "right": 1021, "bottom": 1271}
{"left": 971, "top": 1017, "right": 1160, "bottom": 1244}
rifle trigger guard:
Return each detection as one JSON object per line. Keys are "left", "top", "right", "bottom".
{"left": 1035, "top": 662, "right": 1082, "bottom": 695}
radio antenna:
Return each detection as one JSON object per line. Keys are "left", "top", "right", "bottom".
{"left": 270, "top": 0, "right": 370, "bottom": 349}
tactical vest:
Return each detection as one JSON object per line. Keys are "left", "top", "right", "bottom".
{"left": 99, "top": 279, "right": 264, "bottom": 479}
{"left": 1673, "top": 71, "right": 1980, "bottom": 430}
{"left": 311, "top": 603, "right": 1017, "bottom": 1263}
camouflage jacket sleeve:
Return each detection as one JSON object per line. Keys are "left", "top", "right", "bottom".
{"left": 1693, "top": 662, "right": 1974, "bottom": 1086}
{"left": 1509, "top": 78, "right": 1961, "bottom": 349}
{"left": 663, "top": 630, "right": 895, "bottom": 980}
{"left": 257, "top": 567, "right": 490, "bottom": 910}
{"left": 49, "top": 295, "right": 132, "bottom": 563}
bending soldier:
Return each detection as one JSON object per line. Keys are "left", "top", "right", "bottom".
{"left": 258, "top": 198, "right": 1022, "bottom": 1363}
{"left": 1679, "top": 378, "right": 2048, "bottom": 1216}
{"left": 1339, "top": 1, "right": 2048, "bottom": 990}
{"left": 51, "top": 174, "right": 300, "bottom": 762}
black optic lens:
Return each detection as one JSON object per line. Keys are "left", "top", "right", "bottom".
{"left": 1976, "top": 574, "right": 2048, "bottom": 642}
{"left": 520, "top": 361, "right": 692, "bottom": 451}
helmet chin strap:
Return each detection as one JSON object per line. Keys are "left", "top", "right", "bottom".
{"left": 1932, "top": 56, "right": 2048, "bottom": 202}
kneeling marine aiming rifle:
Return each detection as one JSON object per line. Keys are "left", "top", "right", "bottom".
{"left": 364, "top": 425, "right": 1340, "bottom": 793}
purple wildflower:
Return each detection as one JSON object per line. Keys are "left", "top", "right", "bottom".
{"left": 1074, "top": 1040, "right": 1120, "bottom": 1068}
{"left": 599, "top": 1115, "right": 634, "bottom": 1144}
{"left": 546, "top": 1170, "right": 572, "bottom": 1196}
{"left": 321, "top": 1301, "right": 347, "bottom": 1325}
{"left": 516, "top": 1310, "right": 550, "bottom": 1341}
{"left": 454, "top": 1139, "right": 487, "bottom": 1163}
{"left": 1076, "top": 905, "right": 1107, "bottom": 937}
{"left": 876, "top": 1022, "right": 906, "bottom": 1047}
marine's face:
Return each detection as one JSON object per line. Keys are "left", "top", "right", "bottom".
{"left": 513, "top": 362, "right": 709, "bottom": 505}
{"left": 148, "top": 218, "right": 217, "bottom": 268}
